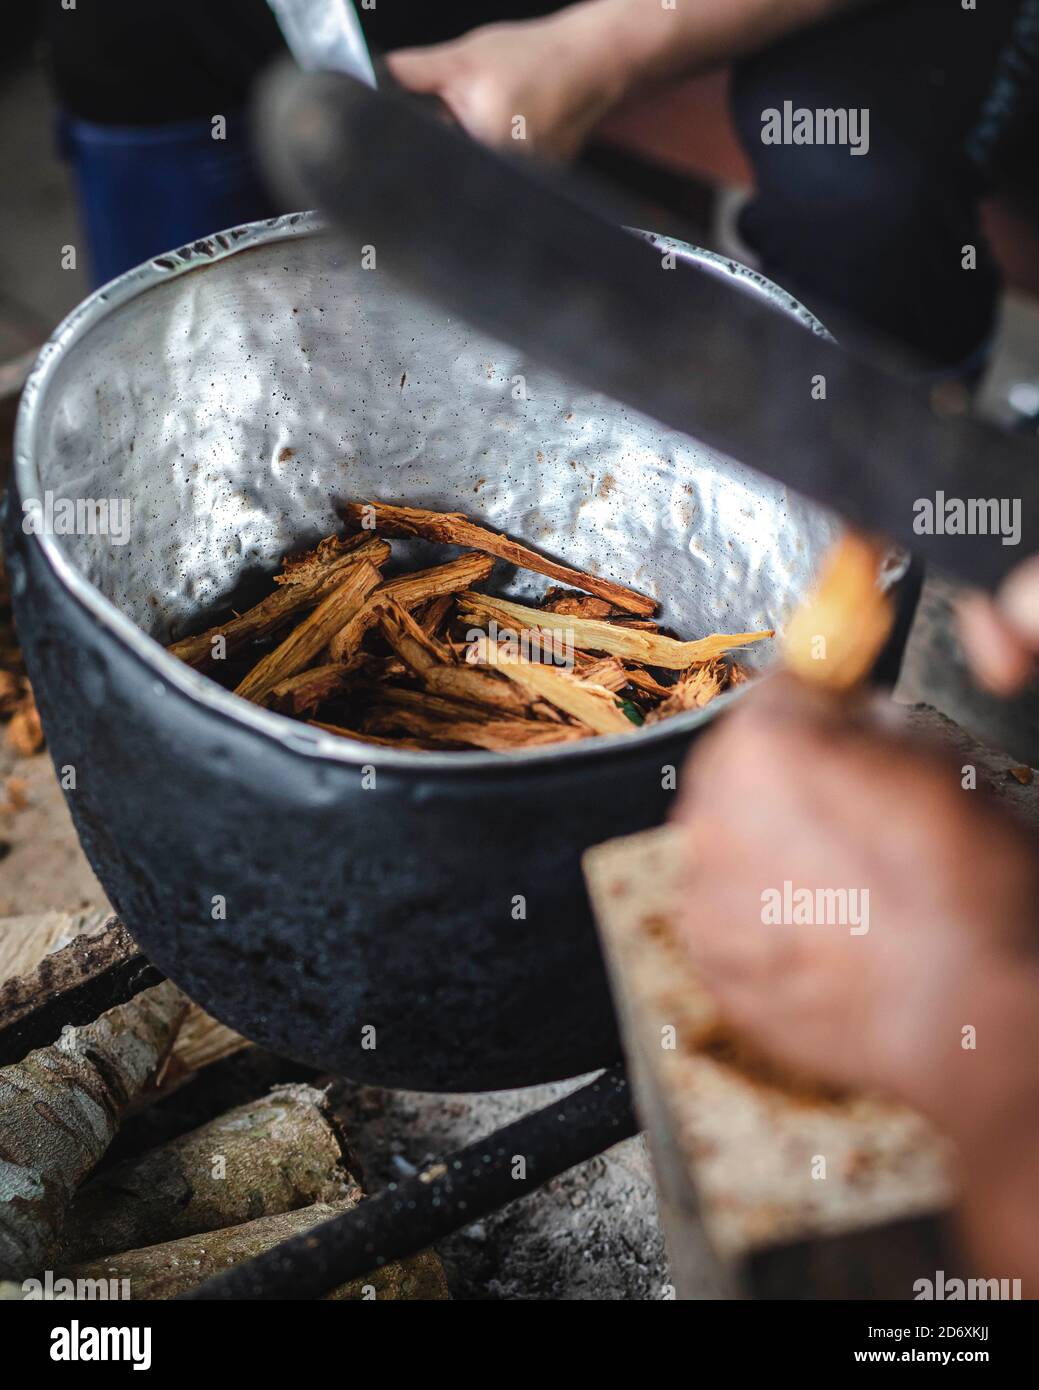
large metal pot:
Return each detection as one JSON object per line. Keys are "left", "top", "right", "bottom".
{"left": 7, "top": 215, "right": 837, "bottom": 1090}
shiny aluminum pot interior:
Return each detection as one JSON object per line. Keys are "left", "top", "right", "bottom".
{"left": 8, "top": 214, "right": 837, "bottom": 1090}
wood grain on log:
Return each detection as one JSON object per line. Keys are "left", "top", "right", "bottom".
{"left": 57, "top": 1203, "right": 449, "bottom": 1300}
{"left": 0, "top": 915, "right": 163, "bottom": 1066}
{"left": 59, "top": 1084, "right": 359, "bottom": 1263}
{"left": 0, "top": 911, "right": 246, "bottom": 1082}
{"left": 0, "top": 981, "right": 189, "bottom": 1280}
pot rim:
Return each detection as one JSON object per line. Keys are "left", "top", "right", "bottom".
{"left": 13, "top": 212, "right": 821, "bottom": 775}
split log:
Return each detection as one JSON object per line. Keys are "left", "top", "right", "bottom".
{"left": 163, "top": 1008, "right": 246, "bottom": 1078}
{"left": 341, "top": 500, "right": 656, "bottom": 615}
{"left": 59, "top": 1084, "right": 359, "bottom": 1263}
{"left": 0, "top": 909, "right": 112, "bottom": 985}
{"left": 0, "top": 911, "right": 243, "bottom": 1090}
{"left": 55, "top": 1203, "right": 449, "bottom": 1300}
{"left": 459, "top": 592, "right": 773, "bottom": 669}
{"left": 0, "top": 916, "right": 163, "bottom": 1066}
{"left": 0, "top": 981, "right": 189, "bottom": 1280}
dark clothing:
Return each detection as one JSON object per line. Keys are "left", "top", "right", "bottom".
{"left": 45, "top": 0, "right": 286, "bottom": 125}
{"left": 731, "top": 0, "right": 1031, "bottom": 368}
{"left": 44, "top": 1, "right": 559, "bottom": 123}
{"left": 45, "top": 0, "right": 1037, "bottom": 368}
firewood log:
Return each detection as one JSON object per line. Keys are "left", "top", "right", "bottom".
{"left": 54, "top": 1204, "right": 449, "bottom": 1300}
{"left": 0, "top": 981, "right": 189, "bottom": 1280}
{"left": 58, "top": 1084, "right": 359, "bottom": 1263}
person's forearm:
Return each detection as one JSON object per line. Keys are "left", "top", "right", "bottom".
{"left": 550, "top": 0, "right": 867, "bottom": 105}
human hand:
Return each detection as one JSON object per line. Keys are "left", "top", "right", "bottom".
{"left": 671, "top": 676, "right": 1039, "bottom": 1144}
{"left": 957, "top": 555, "right": 1039, "bottom": 696}
{"left": 385, "top": 12, "right": 630, "bottom": 161}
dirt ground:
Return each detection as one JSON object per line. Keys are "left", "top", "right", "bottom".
{"left": 0, "top": 741, "right": 106, "bottom": 917}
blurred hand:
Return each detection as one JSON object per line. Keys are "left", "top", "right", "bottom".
{"left": 671, "top": 676, "right": 1039, "bottom": 1143}
{"left": 957, "top": 554, "right": 1039, "bottom": 695}
{"left": 385, "top": 16, "right": 627, "bottom": 161}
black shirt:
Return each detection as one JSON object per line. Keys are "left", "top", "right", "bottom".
{"left": 45, "top": 1, "right": 561, "bottom": 123}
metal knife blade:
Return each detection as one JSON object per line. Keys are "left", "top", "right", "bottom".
{"left": 267, "top": 0, "right": 376, "bottom": 85}
{"left": 255, "top": 64, "right": 1038, "bottom": 591}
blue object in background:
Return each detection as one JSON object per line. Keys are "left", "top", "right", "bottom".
{"left": 59, "top": 112, "right": 279, "bottom": 288}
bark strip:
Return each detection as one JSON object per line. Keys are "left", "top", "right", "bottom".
{"left": 341, "top": 500, "right": 656, "bottom": 615}
{"left": 366, "top": 705, "right": 584, "bottom": 751}
{"left": 327, "top": 551, "right": 495, "bottom": 661}
{"left": 460, "top": 592, "right": 773, "bottom": 669}
{"left": 169, "top": 537, "right": 389, "bottom": 668}
{"left": 235, "top": 560, "right": 383, "bottom": 703}
{"left": 473, "top": 636, "right": 633, "bottom": 735}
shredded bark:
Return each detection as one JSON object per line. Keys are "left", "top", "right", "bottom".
{"left": 459, "top": 592, "right": 773, "bottom": 669}
{"left": 472, "top": 636, "right": 634, "bottom": 736}
{"left": 541, "top": 589, "right": 616, "bottom": 619}
{"left": 235, "top": 560, "right": 384, "bottom": 703}
{"left": 645, "top": 661, "right": 728, "bottom": 723}
{"left": 366, "top": 705, "right": 585, "bottom": 751}
{"left": 328, "top": 552, "right": 495, "bottom": 662}
{"left": 267, "top": 656, "right": 368, "bottom": 716}
{"left": 165, "top": 503, "right": 775, "bottom": 752}
{"left": 341, "top": 500, "right": 656, "bottom": 615}
{"left": 169, "top": 537, "right": 390, "bottom": 668}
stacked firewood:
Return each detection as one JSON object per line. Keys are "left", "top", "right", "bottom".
{"left": 167, "top": 502, "right": 773, "bottom": 750}
{"left": 0, "top": 914, "right": 447, "bottom": 1300}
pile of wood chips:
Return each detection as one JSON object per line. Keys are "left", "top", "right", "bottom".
{"left": 168, "top": 502, "right": 774, "bottom": 751}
